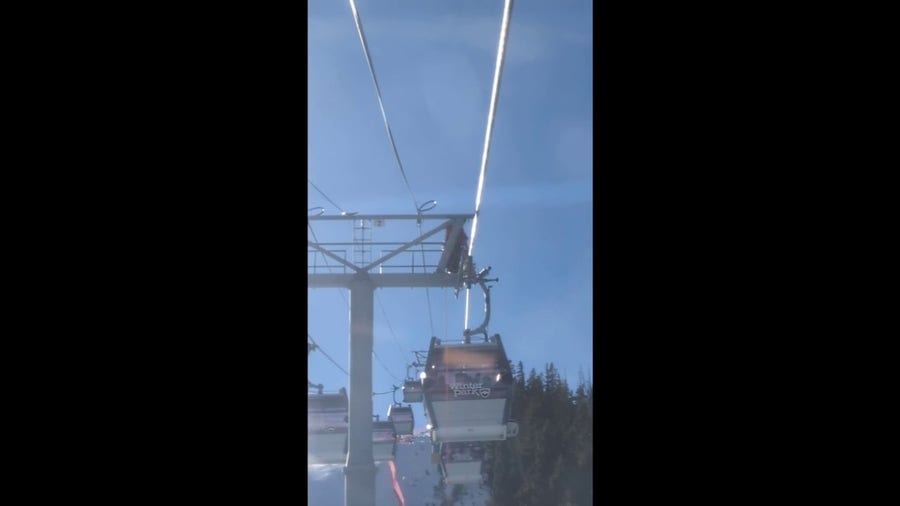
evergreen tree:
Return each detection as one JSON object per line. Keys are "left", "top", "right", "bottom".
{"left": 515, "top": 361, "right": 525, "bottom": 388}
{"left": 487, "top": 361, "right": 593, "bottom": 506}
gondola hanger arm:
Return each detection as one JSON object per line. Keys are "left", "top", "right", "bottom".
{"left": 463, "top": 268, "right": 497, "bottom": 343}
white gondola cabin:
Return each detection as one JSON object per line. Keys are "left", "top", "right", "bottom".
{"left": 308, "top": 392, "right": 398, "bottom": 465}
{"left": 402, "top": 379, "right": 423, "bottom": 403}
{"left": 421, "top": 335, "right": 516, "bottom": 444}
{"left": 387, "top": 403, "right": 415, "bottom": 436}
{"left": 308, "top": 388, "right": 348, "bottom": 465}
{"left": 372, "top": 420, "right": 397, "bottom": 462}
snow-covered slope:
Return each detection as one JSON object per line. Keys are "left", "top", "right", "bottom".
{"left": 308, "top": 432, "right": 492, "bottom": 506}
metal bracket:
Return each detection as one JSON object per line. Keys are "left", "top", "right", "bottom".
{"left": 463, "top": 267, "right": 499, "bottom": 343}
{"left": 391, "top": 384, "right": 400, "bottom": 405}
{"left": 406, "top": 351, "right": 429, "bottom": 379}
{"left": 307, "top": 341, "right": 326, "bottom": 395}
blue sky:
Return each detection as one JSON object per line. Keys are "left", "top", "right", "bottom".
{"left": 308, "top": 0, "right": 592, "bottom": 430}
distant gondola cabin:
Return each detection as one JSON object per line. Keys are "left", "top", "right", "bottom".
{"left": 402, "top": 379, "right": 423, "bottom": 403}
{"left": 372, "top": 420, "right": 397, "bottom": 461}
{"left": 387, "top": 404, "right": 415, "bottom": 436}
{"left": 308, "top": 389, "right": 348, "bottom": 465}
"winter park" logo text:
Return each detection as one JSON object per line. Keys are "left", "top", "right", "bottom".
{"left": 450, "top": 383, "right": 491, "bottom": 398}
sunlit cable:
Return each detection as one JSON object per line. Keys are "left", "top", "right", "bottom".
{"left": 347, "top": 0, "right": 441, "bottom": 339}
{"left": 308, "top": 179, "right": 347, "bottom": 214}
{"left": 348, "top": 0, "right": 420, "bottom": 213}
{"left": 465, "top": 0, "right": 514, "bottom": 329}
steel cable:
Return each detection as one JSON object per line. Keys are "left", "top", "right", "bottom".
{"left": 465, "top": 0, "right": 514, "bottom": 329}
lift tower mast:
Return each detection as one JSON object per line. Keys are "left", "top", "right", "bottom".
{"left": 308, "top": 213, "right": 474, "bottom": 506}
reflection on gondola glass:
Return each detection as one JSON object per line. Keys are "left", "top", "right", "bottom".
{"left": 438, "top": 441, "right": 490, "bottom": 485}
{"left": 442, "top": 441, "right": 486, "bottom": 462}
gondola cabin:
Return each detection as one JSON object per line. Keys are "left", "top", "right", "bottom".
{"left": 308, "top": 388, "right": 348, "bottom": 465}
{"left": 387, "top": 404, "right": 415, "bottom": 436}
{"left": 372, "top": 420, "right": 397, "bottom": 462}
{"left": 402, "top": 379, "right": 423, "bottom": 403}
{"left": 438, "top": 442, "right": 488, "bottom": 485}
{"left": 421, "top": 335, "right": 515, "bottom": 444}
